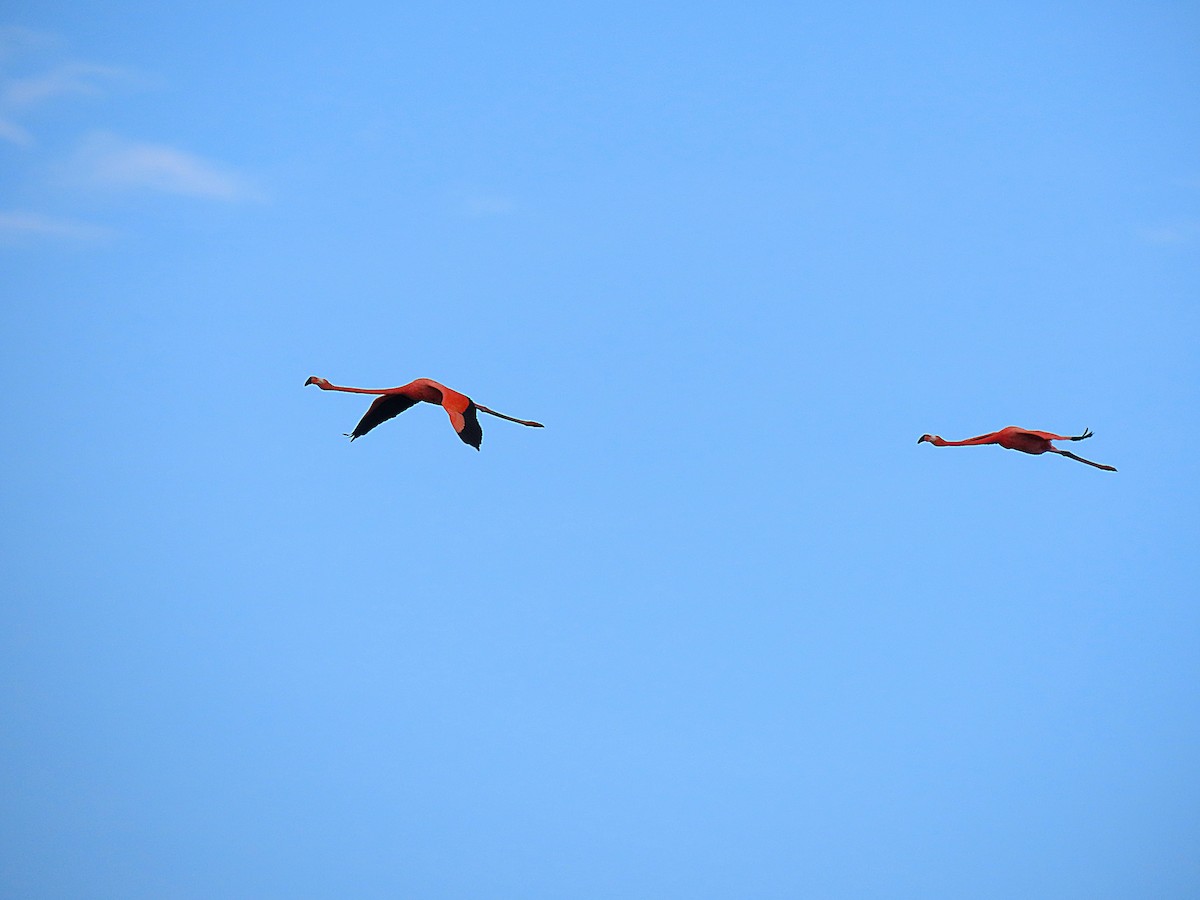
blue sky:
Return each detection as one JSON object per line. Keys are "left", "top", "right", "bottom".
{"left": 2, "top": 3, "right": 1198, "bottom": 897}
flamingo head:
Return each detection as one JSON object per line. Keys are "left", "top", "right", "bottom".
{"left": 305, "top": 376, "right": 329, "bottom": 388}
{"left": 917, "top": 434, "right": 938, "bottom": 444}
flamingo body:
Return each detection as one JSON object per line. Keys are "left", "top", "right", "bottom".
{"left": 917, "top": 426, "right": 1116, "bottom": 471}
{"left": 305, "top": 376, "right": 542, "bottom": 449}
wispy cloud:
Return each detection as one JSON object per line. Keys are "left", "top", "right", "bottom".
{"left": 0, "top": 25, "right": 57, "bottom": 61}
{"left": 3, "top": 62, "right": 126, "bottom": 109}
{"left": 67, "top": 132, "right": 260, "bottom": 201}
{"left": 1, "top": 25, "right": 262, "bottom": 244}
{"left": 1139, "top": 220, "right": 1199, "bottom": 245}
{"left": 450, "top": 188, "right": 518, "bottom": 218}
{"left": 0, "top": 114, "right": 29, "bottom": 144}
{"left": 0, "top": 210, "right": 112, "bottom": 241}
{"left": 0, "top": 28, "right": 128, "bottom": 146}
{"left": 1137, "top": 179, "right": 1200, "bottom": 245}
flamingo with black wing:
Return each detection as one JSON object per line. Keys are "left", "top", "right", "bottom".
{"left": 306, "top": 376, "right": 543, "bottom": 450}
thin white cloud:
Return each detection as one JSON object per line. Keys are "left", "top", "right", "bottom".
{"left": 0, "top": 114, "right": 29, "bottom": 144}
{"left": 3, "top": 62, "right": 126, "bottom": 109}
{"left": 1, "top": 28, "right": 129, "bottom": 146}
{"left": 451, "top": 188, "right": 518, "bottom": 218}
{"left": 1, "top": 26, "right": 262, "bottom": 242}
{"left": 1138, "top": 218, "right": 1200, "bottom": 245}
{"left": 1136, "top": 180, "right": 1200, "bottom": 244}
{"left": 0, "top": 25, "right": 58, "bottom": 62}
{"left": 69, "top": 131, "right": 260, "bottom": 201}
{"left": 0, "top": 210, "right": 112, "bottom": 241}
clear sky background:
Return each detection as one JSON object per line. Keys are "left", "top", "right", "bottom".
{"left": 2, "top": 3, "right": 1198, "bottom": 897}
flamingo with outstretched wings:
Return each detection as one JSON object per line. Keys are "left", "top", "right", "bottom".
{"left": 306, "top": 376, "right": 543, "bottom": 450}
{"left": 918, "top": 426, "right": 1116, "bottom": 471}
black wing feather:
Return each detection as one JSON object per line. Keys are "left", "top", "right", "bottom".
{"left": 349, "top": 394, "right": 418, "bottom": 440}
{"left": 457, "top": 402, "right": 483, "bottom": 449}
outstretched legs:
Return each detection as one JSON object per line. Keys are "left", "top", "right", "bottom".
{"left": 1052, "top": 449, "right": 1116, "bottom": 472}
{"left": 476, "top": 404, "right": 544, "bottom": 428}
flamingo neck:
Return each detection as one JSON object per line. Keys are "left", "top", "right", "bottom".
{"left": 932, "top": 435, "right": 999, "bottom": 447}
{"left": 316, "top": 381, "right": 387, "bottom": 394}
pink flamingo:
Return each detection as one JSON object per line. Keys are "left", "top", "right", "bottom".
{"left": 306, "top": 376, "right": 543, "bottom": 449}
{"left": 918, "top": 427, "right": 1116, "bottom": 471}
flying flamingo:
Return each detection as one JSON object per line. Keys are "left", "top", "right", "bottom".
{"left": 917, "top": 427, "right": 1116, "bottom": 471}
{"left": 305, "top": 376, "right": 543, "bottom": 449}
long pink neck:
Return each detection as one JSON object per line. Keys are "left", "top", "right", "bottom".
{"left": 931, "top": 433, "right": 1001, "bottom": 447}
{"left": 315, "top": 380, "right": 388, "bottom": 395}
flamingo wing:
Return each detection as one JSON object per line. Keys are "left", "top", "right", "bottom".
{"left": 348, "top": 393, "right": 418, "bottom": 441}
{"left": 1021, "top": 429, "right": 1088, "bottom": 443}
{"left": 455, "top": 402, "right": 484, "bottom": 449}
{"left": 433, "top": 390, "right": 483, "bottom": 449}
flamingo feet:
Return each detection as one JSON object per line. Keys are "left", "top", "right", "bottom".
{"left": 1072, "top": 428, "right": 1094, "bottom": 442}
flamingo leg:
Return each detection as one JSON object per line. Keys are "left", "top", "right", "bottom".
{"left": 476, "top": 404, "right": 544, "bottom": 428}
{"left": 1052, "top": 449, "right": 1116, "bottom": 472}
